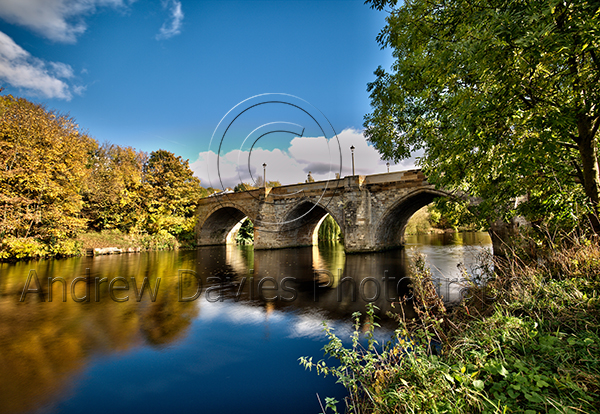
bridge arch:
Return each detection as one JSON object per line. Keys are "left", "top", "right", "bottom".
{"left": 276, "top": 200, "right": 344, "bottom": 248}
{"left": 197, "top": 203, "right": 256, "bottom": 246}
{"left": 374, "top": 188, "right": 450, "bottom": 250}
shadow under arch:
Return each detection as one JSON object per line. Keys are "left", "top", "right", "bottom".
{"left": 374, "top": 188, "right": 450, "bottom": 250}
{"left": 197, "top": 204, "right": 255, "bottom": 246}
{"left": 277, "top": 200, "right": 345, "bottom": 248}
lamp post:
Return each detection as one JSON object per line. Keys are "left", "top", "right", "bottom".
{"left": 263, "top": 163, "right": 267, "bottom": 187}
{"left": 386, "top": 162, "right": 390, "bottom": 173}
{"left": 350, "top": 145, "right": 355, "bottom": 176}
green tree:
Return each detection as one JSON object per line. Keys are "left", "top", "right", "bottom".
{"left": 428, "top": 199, "right": 483, "bottom": 231}
{"left": 235, "top": 218, "right": 254, "bottom": 245}
{"left": 364, "top": 0, "right": 600, "bottom": 231}
{"left": 235, "top": 180, "right": 280, "bottom": 192}
{"left": 143, "top": 150, "right": 203, "bottom": 240}
{"left": 233, "top": 182, "right": 257, "bottom": 192}
{"left": 318, "top": 214, "right": 342, "bottom": 242}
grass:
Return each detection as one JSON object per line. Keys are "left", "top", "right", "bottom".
{"left": 77, "top": 229, "right": 141, "bottom": 250}
{"left": 77, "top": 229, "right": 181, "bottom": 251}
{"left": 300, "top": 238, "right": 600, "bottom": 413}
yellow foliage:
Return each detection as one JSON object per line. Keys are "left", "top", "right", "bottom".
{"left": 0, "top": 95, "right": 95, "bottom": 256}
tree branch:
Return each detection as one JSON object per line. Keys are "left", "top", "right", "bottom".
{"left": 571, "top": 159, "right": 584, "bottom": 185}
{"left": 590, "top": 50, "right": 600, "bottom": 73}
{"left": 559, "top": 141, "right": 579, "bottom": 150}
{"left": 592, "top": 116, "right": 600, "bottom": 139}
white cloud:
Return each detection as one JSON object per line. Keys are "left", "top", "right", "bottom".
{"left": 49, "top": 61, "right": 74, "bottom": 78}
{"left": 156, "top": 0, "right": 183, "bottom": 40}
{"left": 0, "top": 31, "right": 73, "bottom": 99}
{"left": 0, "top": 0, "right": 130, "bottom": 43}
{"left": 191, "top": 128, "right": 419, "bottom": 190}
{"left": 73, "top": 84, "right": 87, "bottom": 96}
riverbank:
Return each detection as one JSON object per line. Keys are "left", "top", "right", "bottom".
{"left": 77, "top": 229, "right": 182, "bottom": 253}
{"left": 303, "top": 239, "right": 600, "bottom": 413}
{"left": 0, "top": 230, "right": 189, "bottom": 261}
{"left": 404, "top": 205, "right": 482, "bottom": 236}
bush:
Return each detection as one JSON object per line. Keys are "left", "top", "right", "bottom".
{"left": 0, "top": 237, "right": 47, "bottom": 260}
{"left": 0, "top": 236, "right": 84, "bottom": 260}
{"left": 140, "top": 230, "right": 179, "bottom": 251}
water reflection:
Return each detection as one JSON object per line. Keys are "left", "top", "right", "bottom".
{"left": 405, "top": 232, "right": 493, "bottom": 302}
{"left": 0, "top": 232, "right": 491, "bottom": 414}
{"left": 0, "top": 253, "right": 201, "bottom": 414}
{"left": 206, "top": 242, "right": 414, "bottom": 325}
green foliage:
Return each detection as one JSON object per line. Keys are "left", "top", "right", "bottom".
{"left": 234, "top": 182, "right": 257, "bottom": 192}
{"left": 299, "top": 304, "right": 387, "bottom": 414}
{"left": 405, "top": 201, "right": 484, "bottom": 235}
{"left": 364, "top": 0, "right": 600, "bottom": 233}
{"left": 404, "top": 206, "right": 432, "bottom": 235}
{"left": 204, "top": 187, "right": 220, "bottom": 196}
{"left": 429, "top": 198, "right": 485, "bottom": 231}
{"left": 232, "top": 181, "right": 280, "bottom": 192}
{"left": 302, "top": 242, "right": 600, "bottom": 413}
{"left": 235, "top": 218, "right": 254, "bottom": 245}
{"left": 255, "top": 177, "right": 282, "bottom": 188}
{"left": 318, "top": 214, "right": 342, "bottom": 242}
{"left": 46, "top": 238, "right": 83, "bottom": 257}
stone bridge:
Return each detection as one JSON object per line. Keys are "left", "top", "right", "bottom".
{"left": 195, "top": 169, "right": 449, "bottom": 253}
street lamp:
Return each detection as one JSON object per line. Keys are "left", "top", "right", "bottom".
{"left": 386, "top": 162, "right": 390, "bottom": 173}
{"left": 263, "top": 163, "right": 267, "bottom": 187}
{"left": 350, "top": 145, "right": 355, "bottom": 176}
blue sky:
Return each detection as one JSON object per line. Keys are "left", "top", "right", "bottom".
{"left": 0, "top": 0, "right": 416, "bottom": 189}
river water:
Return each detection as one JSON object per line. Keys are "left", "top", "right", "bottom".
{"left": 0, "top": 232, "right": 491, "bottom": 414}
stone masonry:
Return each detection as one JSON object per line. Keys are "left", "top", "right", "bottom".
{"left": 195, "top": 169, "right": 449, "bottom": 253}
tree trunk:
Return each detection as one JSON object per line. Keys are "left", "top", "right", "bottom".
{"left": 489, "top": 216, "right": 531, "bottom": 257}
{"left": 576, "top": 115, "right": 600, "bottom": 232}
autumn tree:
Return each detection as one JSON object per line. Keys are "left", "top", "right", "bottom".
{"left": 82, "top": 143, "right": 147, "bottom": 232}
{"left": 0, "top": 94, "right": 95, "bottom": 258}
{"left": 364, "top": 0, "right": 600, "bottom": 232}
{"left": 143, "top": 149, "right": 203, "bottom": 239}
{"left": 235, "top": 180, "right": 280, "bottom": 192}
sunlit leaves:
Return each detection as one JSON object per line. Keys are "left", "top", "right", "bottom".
{"left": 0, "top": 94, "right": 95, "bottom": 256}
{"left": 82, "top": 143, "right": 147, "bottom": 232}
{"left": 364, "top": 0, "right": 600, "bottom": 231}
{"left": 143, "top": 149, "right": 203, "bottom": 239}
{"left": 0, "top": 94, "right": 207, "bottom": 259}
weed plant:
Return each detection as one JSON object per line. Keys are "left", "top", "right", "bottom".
{"left": 301, "top": 238, "right": 600, "bottom": 413}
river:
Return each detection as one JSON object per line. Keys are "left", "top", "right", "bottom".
{"left": 0, "top": 232, "right": 491, "bottom": 414}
